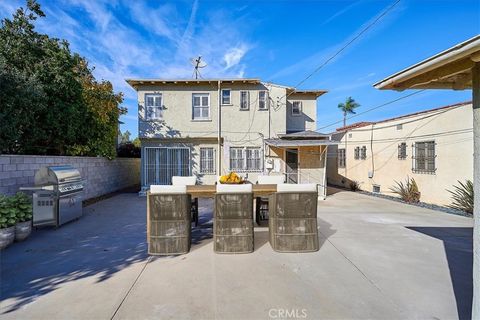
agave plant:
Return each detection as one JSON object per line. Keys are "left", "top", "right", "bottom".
{"left": 390, "top": 177, "right": 420, "bottom": 203}
{"left": 447, "top": 180, "right": 474, "bottom": 214}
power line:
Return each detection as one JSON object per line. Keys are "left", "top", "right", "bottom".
{"left": 275, "top": 0, "right": 401, "bottom": 102}
{"left": 315, "top": 89, "right": 426, "bottom": 132}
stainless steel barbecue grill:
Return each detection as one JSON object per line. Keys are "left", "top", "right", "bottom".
{"left": 20, "top": 165, "right": 84, "bottom": 227}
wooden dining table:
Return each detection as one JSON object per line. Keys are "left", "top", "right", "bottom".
{"left": 186, "top": 183, "right": 277, "bottom": 197}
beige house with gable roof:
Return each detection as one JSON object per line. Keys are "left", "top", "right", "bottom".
{"left": 126, "top": 78, "right": 336, "bottom": 197}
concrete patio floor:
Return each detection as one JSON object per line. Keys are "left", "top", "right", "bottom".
{"left": 0, "top": 188, "right": 473, "bottom": 320}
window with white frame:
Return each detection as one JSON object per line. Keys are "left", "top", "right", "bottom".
{"left": 292, "top": 101, "right": 302, "bottom": 115}
{"left": 145, "top": 94, "right": 162, "bottom": 120}
{"left": 258, "top": 91, "right": 268, "bottom": 110}
{"left": 200, "top": 147, "right": 215, "bottom": 174}
{"left": 221, "top": 89, "right": 231, "bottom": 105}
{"left": 240, "top": 91, "right": 249, "bottom": 110}
{"left": 413, "top": 141, "right": 436, "bottom": 173}
{"left": 192, "top": 93, "right": 210, "bottom": 120}
{"left": 360, "top": 146, "right": 367, "bottom": 160}
{"left": 229, "top": 147, "right": 262, "bottom": 171}
{"left": 338, "top": 148, "right": 346, "bottom": 168}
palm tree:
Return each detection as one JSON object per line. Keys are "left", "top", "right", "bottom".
{"left": 338, "top": 97, "right": 360, "bottom": 127}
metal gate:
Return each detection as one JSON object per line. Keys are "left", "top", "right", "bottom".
{"left": 144, "top": 147, "right": 191, "bottom": 185}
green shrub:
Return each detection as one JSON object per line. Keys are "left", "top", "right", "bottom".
{"left": 390, "top": 177, "right": 420, "bottom": 203}
{"left": 0, "top": 195, "right": 17, "bottom": 228}
{"left": 12, "top": 192, "right": 33, "bottom": 222}
{"left": 0, "top": 192, "right": 33, "bottom": 228}
{"left": 447, "top": 180, "right": 474, "bottom": 214}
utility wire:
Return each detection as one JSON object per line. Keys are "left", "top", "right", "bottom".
{"left": 315, "top": 89, "right": 426, "bottom": 132}
{"left": 276, "top": 0, "right": 401, "bottom": 102}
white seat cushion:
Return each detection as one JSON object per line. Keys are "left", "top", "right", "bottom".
{"left": 257, "top": 175, "right": 285, "bottom": 184}
{"left": 216, "top": 184, "right": 252, "bottom": 194}
{"left": 150, "top": 185, "right": 187, "bottom": 194}
{"left": 172, "top": 176, "right": 196, "bottom": 186}
{"left": 276, "top": 183, "right": 318, "bottom": 193}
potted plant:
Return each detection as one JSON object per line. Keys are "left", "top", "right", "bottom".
{"left": 0, "top": 195, "right": 17, "bottom": 249}
{"left": 13, "top": 192, "right": 33, "bottom": 241}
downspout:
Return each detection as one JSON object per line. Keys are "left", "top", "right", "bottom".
{"left": 217, "top": 80, "right": 222, "bottom": 175}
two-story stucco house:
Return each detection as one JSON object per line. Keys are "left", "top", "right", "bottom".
{"left": 126, "top": 78, "right": 336, "bottom": 197}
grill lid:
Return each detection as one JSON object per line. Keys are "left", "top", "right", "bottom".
{"left": 35, "top": 165, "right": 82, "bottom": 186}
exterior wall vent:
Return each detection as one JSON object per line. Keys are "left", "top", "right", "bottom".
{"left": 396, "top": 124, "right": 403, "bottom": 130}
{"left": 373, "top": 185, "right": 381, "bottom": 193}
{"left": 348, "top": 133, "right": 352, "bottom": 138}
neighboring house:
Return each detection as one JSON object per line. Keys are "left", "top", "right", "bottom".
{"left": 126, "top": 78, "right": 334, "bottom": 197}
{"left": 327, "top": 101, "right": 473, "bottom": 206}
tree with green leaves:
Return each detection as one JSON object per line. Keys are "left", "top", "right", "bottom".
{"left": 338, "top": 97, "right": 360, "bottom": 128}
{"left": 0, "top": 0, "right": 124, "bottom": 158}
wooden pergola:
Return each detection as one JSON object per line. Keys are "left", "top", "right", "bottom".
{"left": 374, "top": 34, "right": 480, "bottom": 319}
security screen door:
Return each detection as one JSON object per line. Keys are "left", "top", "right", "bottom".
{"left": 144, "top": 147, "right": 191, "bottom": 185}
{"left": 285, "top": 148, "right": 298, "bottom": 184}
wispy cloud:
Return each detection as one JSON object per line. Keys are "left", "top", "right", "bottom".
{"left": 321, "top": 0, "right": 364, "bottom": 26}
{"left": 224, "top": 44, "right": 249, "bottom": 69}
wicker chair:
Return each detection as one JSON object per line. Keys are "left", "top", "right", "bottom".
{"left": 269, "top": 183, "right": 319, "bottom": 253}
{"left": 214, "top": 184, "right": 254, "bottom": 254}
{"left": 148, "top": 185, "right": 191, "bottom": 255}
{"left": 255, "top": 175, "right": 285, "bottom": 225}
{"left": 172, "top": 176, "right": 199, "bottom": 227}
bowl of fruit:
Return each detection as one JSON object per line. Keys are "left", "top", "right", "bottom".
{"left": 219, "top": 172, "right": 245, "bottom": 184}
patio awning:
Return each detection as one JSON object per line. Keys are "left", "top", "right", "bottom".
{"left": 374, "top": 35, "right": 480, "bottom": 90}
{"left": 264, "top": 139, "right": 339, "bottom": 147}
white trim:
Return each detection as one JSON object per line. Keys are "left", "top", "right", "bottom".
{"left": 240, "top": 90, "right": 250, "bottom": 110}
{"left": 258, "top": 90, "right": 269, "bottom": 110}
{"left": 144, "top": 93, "right": 162, "bottom": 121}
{"left": 221, "top": 88, "right": 232, "bottom": 105}
{"left": 192, "top": 93, "right": 210, "bottom": 120}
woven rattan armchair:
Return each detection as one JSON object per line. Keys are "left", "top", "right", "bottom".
{"left": 148, "top": 185, "right": 191, "bottom": 255}
{"left": 269, "top": 183, "right": 319, "bottom": 253}
{"left": 214, "top": 184, "right": 254, "bottom": 254}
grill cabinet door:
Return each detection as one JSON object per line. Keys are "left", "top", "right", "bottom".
{"left": 58, "top": 193, "right": 83, "bottom": 226}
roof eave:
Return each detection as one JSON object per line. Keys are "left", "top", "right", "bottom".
{"left": 374, "top": 35, "right": 480, "bottom": 91}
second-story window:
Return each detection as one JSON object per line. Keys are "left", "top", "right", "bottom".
{"left": 354, "top": 147, "right": 360, "bottom": 160}
{"left": 145, "top": 94, "right": 162, "bottom": 120}
{"left": 221, "top": 89, "right": 231, "bottom": 105}
{"left": 192, "top": 93, "right": 210, "bottom": 120}
{"left": 258, "top": 91, "right": 268, "bottom": 110}
{"left": 240, "top": 91, "right": 249, "bottom": 110}
{"left": 398, "top": 142, "right": 407, "bottom": 160}
{"left": 292, "top": 101, "right": 302, "bottom": 116}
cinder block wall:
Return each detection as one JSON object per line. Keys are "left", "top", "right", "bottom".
{"left": 0, "top": 155, "right": 140, "bottom": 200}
